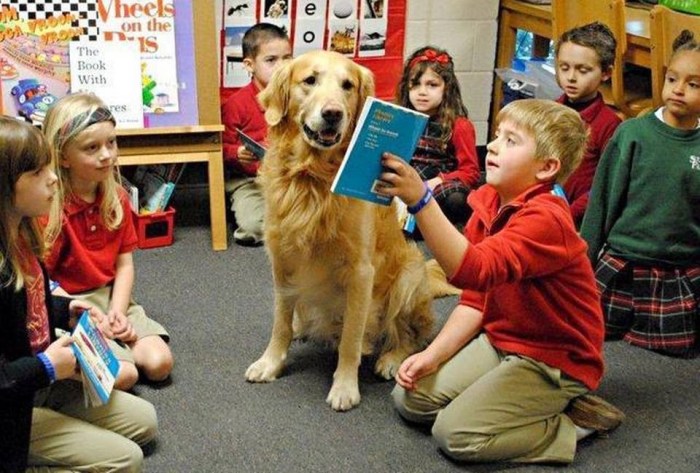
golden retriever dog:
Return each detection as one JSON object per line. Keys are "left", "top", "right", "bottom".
{"left": 245, "top": 51, "right": 458, "bottom": 411}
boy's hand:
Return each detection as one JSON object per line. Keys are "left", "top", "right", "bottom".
{"left": 44, "top": 336, "right": 77, "bottom": 380}
{"left": 378, "top": 153, "right": 426, "bottom": 207}
{"left": 109, "top": 310, "right": 138, "bottom": 343}
{"left": 237, "top": 145, "right": 257, "bottom": 165}
{"left": 395, "top": 350, "right": 440, "bottom": 391}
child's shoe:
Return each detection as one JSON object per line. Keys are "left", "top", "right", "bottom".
{"left": 565, "top": 394, "right": 625, "bottom": 437}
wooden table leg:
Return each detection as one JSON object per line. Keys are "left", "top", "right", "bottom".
{"left": 207, "top": 149, "right": 228, "bottom": 251}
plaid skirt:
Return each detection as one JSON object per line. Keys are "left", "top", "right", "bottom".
{"left": 595, "top": 251, "right": 700, "bottom": 356}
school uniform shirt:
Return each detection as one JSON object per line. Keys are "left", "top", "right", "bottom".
{"left": 221, "top": 81, "right": 266, "bottom": 177}
{"left": 451, "top": 183, "right": 605, "bottom": 390}
{"left": 0, "top": 263, "right": 72, "bottom": 471}
{"left": 45, "top": 188, "right": 138, "bottom": 294}
{"left": 412, "top": 116, "right": 481, "bottom": 187}
{"left": 581, "top": 111, "right": 700, "bottom": 266}
{"left": 557, "top": 93, "right": 621, "bottom": 226}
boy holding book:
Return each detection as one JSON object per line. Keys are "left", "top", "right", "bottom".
{"left": 221, "top": 23, "right": 292, "bottom": 246}
{"left": 378, "top": 99, "right": 623, "bottom": 464}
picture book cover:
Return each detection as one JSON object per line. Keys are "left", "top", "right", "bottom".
{"left": 331, "top": 97, "right": 428, "bottom": 205}
{"left": 0, "top": 5, "right": 85, "bottom": 125}
{"left": 71, "top": 311, "right": 120, "bottom": 407}
{"left": 236, "top": 128, "right": 266, "bottom": 159}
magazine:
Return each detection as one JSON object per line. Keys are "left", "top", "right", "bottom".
{"left": 71, "top": 311, "right": 120, "bottom": 407}
{"left": 330, "top": 97, "right": 429, "bottom": 205}
{"left": 236, "top": 128, "right": 267, "bottom": 160}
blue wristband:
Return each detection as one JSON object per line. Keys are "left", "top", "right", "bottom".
{"left": 407, "top": 184, "right": 433, "bottom": 215}
{"left": 37, "top": 352, "right": 56, "bottom": 383}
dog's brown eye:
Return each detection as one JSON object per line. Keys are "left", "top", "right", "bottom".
{"left": 303, "top": 76, "right": 316, "bottom": 86}
{"left": 342, "top": 80, "right": 354, "bottom": 91}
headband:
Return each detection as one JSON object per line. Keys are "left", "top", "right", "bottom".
{"left": 409, "top": 49, "right": 451, "bottom": 70}
{"left": 55, "top": 106, "right": 116, "bottom": 151}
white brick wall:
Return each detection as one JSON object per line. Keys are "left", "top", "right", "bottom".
{"left": 405, "top": 0, "right": 498, "bottom": 145}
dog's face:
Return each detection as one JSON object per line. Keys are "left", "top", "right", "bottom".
{"left": 260, "top": 50, "right": 375, "bottom": 150}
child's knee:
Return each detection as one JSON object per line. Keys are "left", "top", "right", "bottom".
{"left": 391, "top": 384, "right": 439, "bottom": 424}
{"left": 114, "top": 361, "right": 139, "bottom": 390}
{"left": 432, "top": 413, "right": 491, "bottom": 462}
{"left": 135, "top": 342, "right": 174, "bottom": 381}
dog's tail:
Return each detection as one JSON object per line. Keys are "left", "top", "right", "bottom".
{"left": 426, "top": 259, "right": 461, "bottom": 298}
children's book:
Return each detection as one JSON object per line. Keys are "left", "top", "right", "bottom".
{"left": 236, "top": 128, "right": 267, "bottom": 160}
{"left": 330, "top": 97, "right": 429, "bottom": 205}
{"left": 132, "top": 163, "right": 186, "bottom": 213}
{"left": 71, "top": 311, "right": 120, "bottom": 407}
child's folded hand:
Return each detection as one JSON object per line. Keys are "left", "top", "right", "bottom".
{"left": 109, "top": 310, "right": 138, "bottom": 343}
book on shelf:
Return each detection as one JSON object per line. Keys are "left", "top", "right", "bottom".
{"left": 236, "top": 128, "right": 267, "bottom": 160}
{"left": 71, "top": 311, "right": 120, "bottom": 407}
{"left": 131, "top": 163, "right": 186, "bottom": 214}
{"left": 121, "top": 176, "right": 139, "bottom": 212}
{"left": 330, "top": 97, "right": 429, "bottom": 205}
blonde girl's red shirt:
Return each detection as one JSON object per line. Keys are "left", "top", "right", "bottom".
{"left": 45, "top": 187, "right": 138, "bottom": 294}
{"left": 450, "top": 183, "right": 605, "bottom": 390}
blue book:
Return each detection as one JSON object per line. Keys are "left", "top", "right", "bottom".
{"left": 331, "top": 97, "right": 429, "bottom": 205}
{"left": 71, "top": 311, "right": 120, "bottom": 406}
{"left": 236, "top": 128, "right": 267, "bottom": 160}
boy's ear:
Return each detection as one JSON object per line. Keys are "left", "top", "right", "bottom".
{"left": 242, "top": 57, "right": 254, "bottom": 75}
{"left": 601, "top": 65, "right": 613, "bottom": 83}
{"left": 536, "top": 157, "right": 561, "bottom": 182}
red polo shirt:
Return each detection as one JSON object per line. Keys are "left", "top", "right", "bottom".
{"left": 45, "top": 188, "right": 138, "bottom": 294}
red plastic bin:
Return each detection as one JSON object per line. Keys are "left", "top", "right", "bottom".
{"left": 132, "top": 207, "right": 176, "bottom": 249}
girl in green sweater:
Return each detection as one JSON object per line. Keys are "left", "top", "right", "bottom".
{"left": 581, "top": 30, "right": 700, "bottom": 357}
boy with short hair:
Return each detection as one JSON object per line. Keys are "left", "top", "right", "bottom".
{"left": 554, "top": 21, "right": 622, "bottom": 227}
{"left": 221, "top": 23, "right": 291, "bottom": 246}
{"left": 378, "top": 99, "right": 624, "bottom": 465}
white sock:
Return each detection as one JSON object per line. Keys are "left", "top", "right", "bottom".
{"left": 575, "top": 425, "right": 596, "bottom": 441}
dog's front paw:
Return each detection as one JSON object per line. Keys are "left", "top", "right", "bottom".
{"left": 375, "top": 350, "right": 407, "bottom": 380}
{"left": 245, "top": 357, "right": 284, "bottom": 382}
{"left": 326, "top": 379, "right": 361, "bottom": 411}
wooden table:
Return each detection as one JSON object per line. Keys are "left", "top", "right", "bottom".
{"left": 117, "top": 125, "right": 227, "bottom": 251}
{"left": 493, "top": 0, "right": 652, "bottom": 127}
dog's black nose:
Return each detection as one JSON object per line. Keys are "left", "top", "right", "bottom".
{"left": 322, "top": 108, "right": 343, "bottom": 126}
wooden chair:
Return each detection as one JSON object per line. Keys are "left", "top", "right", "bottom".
{"left": 551, "top": 0, "right": 650, "bottom": 117}
{"left": 649, "top": 5, "right": 700, "bottom": 108}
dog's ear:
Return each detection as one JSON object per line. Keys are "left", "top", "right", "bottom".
{"left": 356, "top": 64, "right": 375, "bottom": 114}
{"left": 260, "top": 60, "right": 293, "bottom": 127}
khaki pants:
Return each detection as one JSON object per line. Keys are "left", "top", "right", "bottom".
{"left": 28, "top": 380, "right": 157, "bottom": 472}
{"left": 392, "top": 333, "right": 588, "bottom": 464}
{"left": 229, "top": 176, "right": 264, "bottom": 243}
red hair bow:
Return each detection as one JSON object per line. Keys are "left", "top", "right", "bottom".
{"left": 409, "top": 49, "right": 451, "bottom": 69}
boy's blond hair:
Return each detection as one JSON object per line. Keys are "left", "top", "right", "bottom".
{"left": 43, "top": 92, "right": 123, "bottom": 247}
{"left": 497, "top": 99, "right": 588, "bottom": 184}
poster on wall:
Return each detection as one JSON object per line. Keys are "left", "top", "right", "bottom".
{"left": 0, "top": 0, "right": 199, "bottom": 128}
{"left": 97, "top": 0, "right": 179, "bottom": 114}
{"left": 69, "top": 41, "right": 143, "bottom": 128}
{"left": 221, "top": 0, "right": 256, "bottom": 88}
{"left": 219, "top": 0, "right": 407, "bottom": 100}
